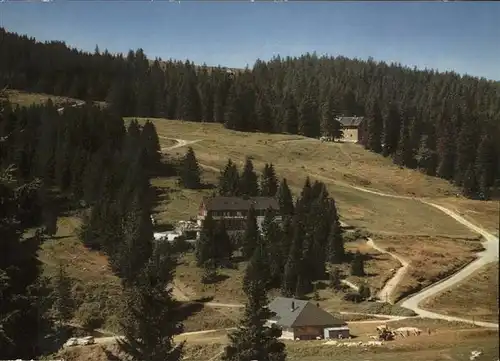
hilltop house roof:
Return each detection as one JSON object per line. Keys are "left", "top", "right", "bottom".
{"left": 201, "top": 196, "right": 279, "bottom": 212}
{"left": 337, "top": 116, "right": 364, "bottom": 127}
{"left": 267, "top": 297, "right": 346, "bottom": 328}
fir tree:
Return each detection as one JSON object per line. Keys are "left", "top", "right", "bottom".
{"left": 242, "top": 206, "right": 259, "bottom": 259}
{"left": 239, "top": 157, "right": 259, "bottom": 197}
{"left": 366, "top": 100, "right": 383, "bottom": 153}
{"left": 140, "top": 120, "right": 162, "bottom": 172}
{"left": 51, "top": 262, "right": 74, "bottom": 326}
{"left": 214, "top": 220, "right": 233, "bottom": 266}
{"left": 260, "top": 207, "right": 283, "bottom": 287}
{"left": 195, "top": 213, "right": 217, "bottom": 267}
{"left": 223, "top": 238, "right": 286, "bottom": 361}
{"left": 180, "top": 147, "right": 201, "bottom": 189}
{"left": 462, "top": 164, "right": 479, "bottom": 198}
{"left": 260, "top": 163, "right": 279, "bottom": 197}
{"left": 475, "top": 134, "right": 497, "bottom": 199}
{"left": 350, "top": 251, "right": 365, "bottom": 276}
{"left": 0, "top": 171, "right": 46, "bottom": 359}
{"left": 115, "top": 244, "right": 187, "bottom": 361}
{"left": 218, "top": 159, "right": 240, "bottom": 196}
{"left": 277, "top": 178, "right": 294, "bottom": 216}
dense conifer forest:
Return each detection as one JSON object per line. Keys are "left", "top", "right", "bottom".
{"left": 1, "top": 27, "right": 499, "bottom": 198}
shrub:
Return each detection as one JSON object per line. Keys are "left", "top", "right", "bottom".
{"left": 75, "top": 302, "right": 104, "bottom": 331}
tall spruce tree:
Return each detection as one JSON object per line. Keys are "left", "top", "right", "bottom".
{"left": 0, "top": 170, "right": 46, "bottom": 359}
{"left": 115, "top": 244, "right": 187, "bottom": 361}
{"left": 366, "top": 100, "right": 383, "bottom": 153}
{"left": 260, "top": 163, "right": 279, "bottom": 197}
{"left": 195, "top": 213, "right": 217, "bottom": 267}
{"left": 51, "top": 262, "right": 74, "bottom": 326}
{"left": 218, "top": 159, "right": 240, "bottom": 196}
{"left": 277, "top": 178, "right": 294, "bottom": 216}
{"left": 239, "top": 157, "right": 259, "bottom": 197}
{"left": 214, "top": 220, "right": 233, "bottom": 266}
{"left": 327, "top": 206, "right": 345, "bottom": 264}
{"left": 180, "top": 147, "right": 201, "bottom": 189}
{"left": 260, "top": 207, "right": 283, "bottom": 287}
{"left": 350, "top": 251, "right": 365, "bottom": 276}
{"left": 140, "top": 120, "right": 162, "bottom": 172}
{"left": 223, "top": 239, "right": 286, "bottom": 361}
{"left": 242, "top": 206, "right": 260, "bottom": 259}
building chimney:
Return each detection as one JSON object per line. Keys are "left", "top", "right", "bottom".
{"left": 291, "top": 301, "right": 295, "bottom": 311}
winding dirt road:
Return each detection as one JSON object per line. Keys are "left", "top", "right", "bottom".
{"left": 160, "top": 137, "right": 499, "bottom": 329}
{"left": 366, "top": 238, "right": 410, "bottom": 304}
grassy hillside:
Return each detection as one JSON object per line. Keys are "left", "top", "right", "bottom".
{"left": 140, "top": 117, "right": 497, "bottom": 237}
{"left": 421, "top": 262, "right": 499, "bottom": 323}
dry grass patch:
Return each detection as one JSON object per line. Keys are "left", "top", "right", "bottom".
{"left": 373, "top": 235, "right": 485, "bottom": 303}
{"left": 131, "top": 117, "right": 477, "bottom": 237}
{"left": 5, "top": 89, "right": 106, "bottom": 108}
{"left": 183, "top": 306, "right": 241, "bottom": 332}
{"left": 434, "top": 198, "right": 500, "bottom": 235}
{"left": 38, "top": 216, "right": 123, "bottom": 332}
{"left": 341, "top": 240, "right": 401, "bottom": 292}
{"left": 421, "top": 262, "right": 499, "bottom": 323}
{"left": 175, "top": 252, "right": 247, "bottom": 303}
{"left": 151, "top": 176, "right": 216, "bottom": 224}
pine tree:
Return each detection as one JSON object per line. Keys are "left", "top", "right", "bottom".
{"left": 51, "top": 263, "right": 74, "bottom": 326}
{"left": 260, "top": 163, "right": 279, "bottom": 197}
{"left": 110, "top": 196, "right": 153, "bottom": 286}
{"left": 218, "top": 159, "right": 240, "bottom": 196}
{"left": 0, "top": 171, "right": 46, "bottom": 359}
{"left": 223, "top": 239, "right": 286, "bottom": 361}
{"left": 195, "top": 213, "right": 217, "bottom": 267}
{"left": 282, "top": 93, "right": 298, "bottom": 134}
{"left": 277, "top": 178, "right": 294, "bottom": 216}
{"left": 394, "top": 109, "right": 416, "bottom": 168}
{"left": 224, "top": 83, "right": 244, "bottom": 131}
{"left": 242, "top": 206, "right": 259, "bottom": 259}
{"left": 382, "top": 104, "right": 401, "bottom": 157}
{"left": 261, "top": 207, "right": 283, "bottom": 287}
{"left": 462, "top": 164, "right": 479, "bottom": 199}
{"left": 116, "top": 244, "right": 186, "bottom": 361}
{"left": 140, "top": 120, "right": 162, "bottom": 172}
{"left": 298, "top": 95, "right": 318, "bottom": 138}
{"left": 327, "top": 205, "right": 345, "bottom": 264}
{"left": 255, "top": 93, "right": 274, "bottom": 133}
{"left": 319, "top": 98, "right": 337, "bottom": 138}
{"left": 281, "top": 221, "right": 303, "bottom": 296}
{"left": 239, "top": 157, "right": 259, "bottom": 197}
{"left": 475, "top": 134, "right": 497, "bottom": 199}
{"left": 214, "top": 220, "right": 232, "bottom": 266}
{"left": 180, "top": 147, "right": 201, "bottom": 189}
{"left": 366, "top": 100, "right": 383, "bottom": 153}
{"left": 350, "top": 251, "right": 365, "bottom": 276}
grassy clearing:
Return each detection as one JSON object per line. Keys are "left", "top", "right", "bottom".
{"left": 183, "top": 306, "right": 241, "bottom": 332}
{"left": 175, "top": 252, "right": 248, "bottom": 303}
{"left": 420, "top": 262, "right": 499, "bottom": 323}
{"left": 132, "top": 117, "right": 477, "bottom": 237}
{"left": 4, "top": 89, "right": 106, "bottom": 108}
{"left": 38, "top": 216, "right": 123, "bottom": 333}
{"left": 150, "top": 168, "right": 219, "bottom": 224}
{"left": 373, "top": 235, "right": 485, "bottom": 303}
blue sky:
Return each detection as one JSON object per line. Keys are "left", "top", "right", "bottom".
{"left": 2, "top": 1, "right": 500, "bottom": 80}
